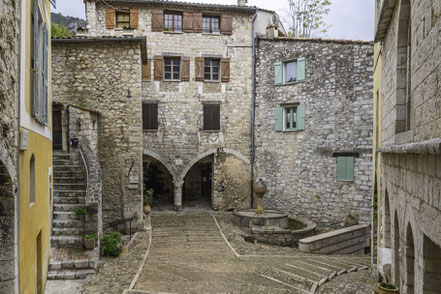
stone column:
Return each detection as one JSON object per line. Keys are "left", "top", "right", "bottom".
{"left": 173, "top": 181, "right": 184, "bottom": 211}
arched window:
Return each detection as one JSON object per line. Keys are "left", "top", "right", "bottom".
{"left": 30, "top": 154, "right": 35, "bottom": 205}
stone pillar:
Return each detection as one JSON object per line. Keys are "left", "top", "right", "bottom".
{"left": 173, "top": 181, "right": 184, "bottom": 211}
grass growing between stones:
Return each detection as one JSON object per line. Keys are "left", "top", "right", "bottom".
{"left": 287, "top": 218, "right": 307, "bottom": 230}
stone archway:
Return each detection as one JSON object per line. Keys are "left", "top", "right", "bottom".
{"left": 405, "top": 223, "right": 415, "bottom": 294}
{"left": 383, "top": 190, "right": 391, "bottom": 248}
{"left": 423, "top": 235, "right": 441, "bottom": 292}
{"left": 393, "top": 210, "right": 401, "bottom": 288}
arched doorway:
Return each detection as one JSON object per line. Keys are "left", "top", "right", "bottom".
{"left": 405, "top": 223, "right": 415, "bottom": 294}
{"left": 0, "top": 159, "right": 16, "bottom": 292}
{"left": 143, "top": 155, "right": 175, "bottom": 210}
{"left": 384, "top": 191, "right": 391, "bottom": 248}
{"left": 393, "top": 210, "right": 401, "bottom": 288}
{"left": 423, "top": 235, "right": 441, "bottom": 292}
{"left": 183, "top": 155, "right": 213, "bottom": 209}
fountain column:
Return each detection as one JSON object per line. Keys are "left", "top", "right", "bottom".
{"left": 173, "top": 180, "right": 184, "bottom": 211}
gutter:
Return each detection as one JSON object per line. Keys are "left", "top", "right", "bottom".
{"left": 250, "top": 10, "right": 258, "bottom": 208}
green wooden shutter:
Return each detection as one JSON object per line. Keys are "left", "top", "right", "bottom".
{"left": 296, "top": 57, "right": 305, "bottom": 82}
{"left": 345, "top": 157, "right": 355, "bottom": 181}
{"left": 337, "top": 157, "right": 346, "bottom": 181}
{"left": 274, "top": 62, "right": 283, "bottom": 85}
{"left": 274, "top": 107, "right": 283, "bottom": 131}
{"left": 33, "top": 1, "right": 40, "bottom": 119}
{"left": 296, "top": 105, "right": 306, "bottom": 130}
{"left": 42, "top": 24, "right": 48, "bottom": 126}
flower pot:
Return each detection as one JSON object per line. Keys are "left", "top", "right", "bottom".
{"left": 377, "top": 283, "right": 399, "bottom": 294}
{"left": 84, "top": 238, "right": 96, "bottom": 250}
{"left": 144, "top": 204, "right": 151, "bottom": 214}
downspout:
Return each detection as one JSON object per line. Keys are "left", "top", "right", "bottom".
{"left": 250, "top": 10, "right": 258, "bottom": 208}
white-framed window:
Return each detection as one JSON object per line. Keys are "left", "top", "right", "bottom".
{"left": 274, "top": 57, "right": 306, "bottom": 85}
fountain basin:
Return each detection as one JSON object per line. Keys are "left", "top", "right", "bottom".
{"left": 233, "top": 209, "right": 289, "bottom": 228}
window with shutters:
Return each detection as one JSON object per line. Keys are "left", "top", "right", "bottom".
{"left": 164, "top": 57, "right": 180, "bottom": 80}
{"left": 142, "top": 103, "right": 158, "bottom": 130}
{"left": 203, "top": 104, "right": 220, "bottom": 131}
{"left": 164, "top": 12, "right": 183, "bottom": 32}
{"left": 204, "top": 59, "right": 220, "bottom": 81}
{"left": 274, "top": 57, "right": 306, "bottom": 85}
{"left": 274, "top": 105, "right": 306, "bottom": 132}
{"left": 337, "top": 157, "right": 355, "bottom": 181}
{"left": 116, "top": 11, "right": 130, "bottom": 28}
{"left": 202, "top": 15, "right": 220, "bottom": 34}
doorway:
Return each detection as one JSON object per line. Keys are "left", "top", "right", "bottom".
{"left": 183, "top": 155, "right": 213, "bottom": 209}
{"left": 52, "top": 106, "right": 62, "bottom": 150}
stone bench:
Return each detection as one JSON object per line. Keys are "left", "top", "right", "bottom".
{"left": 299, "top": 224, "right": 370, "bottom": 254}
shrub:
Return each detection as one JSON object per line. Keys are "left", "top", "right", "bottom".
{"left": 84, "top": 232, "right": 97, "bottom": 240}
{"left": 101, "top": 231, "right": 122, "bottom": 257}
{"left": 143, "top": 186, "right": 154, "bottom": 205}
{"left": 75, "top": 207, "right": 85, "bottom": 215}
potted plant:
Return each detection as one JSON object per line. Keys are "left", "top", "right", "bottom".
{"left": 143, "top": 186, "right": 154, "bottom": 214}
{"left": 344, "top": 214, "right": 358, "bottom": 227}
{"left": 377, "top": 282, "right": 399, "bottom": 293}
{"left": 84, "top": 232, "right": 97, "bottom": 250}
{"left": 164, "top": 26, "right": 170, "bottom": 31}
{"left": 75, "top": 207, "right": 86, "bottom": 222}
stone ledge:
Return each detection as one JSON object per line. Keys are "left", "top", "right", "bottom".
{"left": 378, "top": 138, "right": 441, "bottom": 154}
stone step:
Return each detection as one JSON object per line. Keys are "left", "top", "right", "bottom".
{"left": 53, "top": 165, "right": 82, "bottom": 172}
{"left": 53, "top": 171, "right": 84, "bottom": 178}
{"left": 54, "top": 190, "right": 86, "bottom": 198}
{"left": 53, "top": 159, "right": 75, "bottom": 166}
{"left": 260, "top": 268, "right": 313, "bottom": 294}
{"left": 52, "top": 227, "right": 85, "bottom": 236}
{"left": 47, "top": 269, "right": 95, "bottom": 280}
{"left": 51, "top": 236, "right": 84, "bottom": 248}
{"left": 54, "top": 177, "right": 86, "bottom": 184}
{"left": 54, "top": 183, "right": 86, "bottom": 191}
{"left": 54, "top": 196, "right": 85, "bottom": 205}
{"left": 53, "top": 204, "right": 85, "bottom": 212}
{"left": 53, "top": 153, "right": 71, "bottom": 160}
{"left": 54, "top": 211, "right": 84, "bottom": 221}
{"left": 49, "top": 257, "right": 98, "bottom": 271}
{"left": 53, "top": 219, "right": 84, "bottom": 229}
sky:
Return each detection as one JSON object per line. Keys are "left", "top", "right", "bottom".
{"left": 53, "top": 0, "right": 374, "bottom": 41}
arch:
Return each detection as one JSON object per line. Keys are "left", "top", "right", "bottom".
{"left": 180, "top": 148, "right": 250, "bottom": 181}
{"left": 393, "top": 210, "right": 401, "bottom": 288}
{"left": 143, "top": 149, "right": 178, "bottom": 181}
{"left": 405, "top": 223, "right": 415, "bottom": 294}
{"left": 383, "top": 190, "right": 391, "bottom": 248}
{"left": 423, "top": 234, "right": 441, "bottom": 292}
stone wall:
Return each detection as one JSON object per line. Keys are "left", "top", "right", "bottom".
{"left": 255, "top": 39, "right": 374, "bottom": 227}
{"left": 0, "top": 0, "right": 19, "bottom": 292}
{"left": 52, "top": 39, "right": 143, "bottom": 228}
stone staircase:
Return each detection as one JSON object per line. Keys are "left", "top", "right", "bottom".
{"left": 49, "top": 151, "right": 98, "bottom": 280}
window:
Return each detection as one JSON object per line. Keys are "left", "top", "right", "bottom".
{"left": 337, "top": 157, "right": 354, "bottom": 181}
{"left": 116, "top": 11, "right": 130, "bottom": 28}
{"left": 204, "top": 59, "right": 220, "bottom": 81}
{"left": 275, "top": 105, "right": 305, "bottom": 132}
{"left": 274, "top": 57, "right": 306, "bottom": 85}
{"left": 30, "top": 155, "right": 36, "bottom": 205}
{"left": 164, "top": 12, "right": 183, "bottom": 32}
{"left": 142, "top": 103, "right": 158, "bottom": 130}
{"left": 203, "top": 104, "right": 220, "bottom": 131}
{"left": 164, "top": 57, "right": 180, "bottom": 80}
{"left": 202, "top": 15, "right": 220, "bottom": 34}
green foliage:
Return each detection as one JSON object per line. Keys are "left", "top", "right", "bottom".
{"left": 51, "top": 22, "right": 73, "bottom": 38}
{"left": 101, "top": 231, "right": 122, "bottom": 257}
{"left": 379, "top": 282, "right": 397, "bottom": 290}
{"left": 77, "top": 103, "right": 88, "bottom": 108}
{"left": 75, "top": 207, "right": 85, "bottom": 215}
{"left": 84, "top": 232, "right": 97, "bottom": 240}
{"left": 346, "top": 214, "right": 356, "bottom": 220}
{"left": 287, "top": 218, "right": 307, "bottom": 230}
{"left": 143, "top": 186, "right": 154, "bottom": 205}
{"left": 285, "top": 0, "right": 332, "bottom": 38}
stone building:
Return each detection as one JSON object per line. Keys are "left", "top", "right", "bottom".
{"left": 375, "top": 0, "right": 441, "bottom": 291}
{"left": 255, "top": 38, "right": 374, "bottom": 226}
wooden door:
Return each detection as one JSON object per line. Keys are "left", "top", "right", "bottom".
{"left": 52, "top": 109, "right": 62, "bottom": 150}
{"left": 201, "top": 166, "right": 212, "bottom": 198}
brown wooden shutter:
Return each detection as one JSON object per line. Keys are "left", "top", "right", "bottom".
{"left": 181, "top": 57, "right": 190, "bottom": 81}
{"left": 220, "top": 58, "right": 230, "bottom": 82}
{"left": 221, "top": 14, "right": 232, "bottom": 35}
{"left": 183, "top": 12, "right": 194, "bottom": 33}
{"left": 154, "top": 56, "right": 163, "bottom": 80}
{"left": 130, "top": 9, "right": 139, "bottom": 29}
{"left": 151, "top": 10, "right": 163, "bottom": 32}
{"left": 193, "top": 12, "right": 203, "bottom": 33}
{"left": 143, "top": 103, "right": 158, "bottom": 130}
{"left": 203, "top": 104, "right": 220, "bottom": 130}
{"left": 195, "top": 57, "right": 204, "bottom": 81}
{"left": 142, "top": 60, "right": 151, "bottom": 81}
{"left": 106, "top": 8, "right": 115, "bottom": 29}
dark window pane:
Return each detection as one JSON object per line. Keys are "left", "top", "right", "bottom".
{"left": 165, "top": 72, "right": 171, "bottom": 79}
{"left": 164, "top": 59, "right": 171, "bottom": 65}
{"left": 212, "top": 60, "right": 219, "bottom": 67}
{"left": 213, "top": 74, "right": 219, "bottom": 80}
{"left": 143, "top": 103, "right": 158, "bottom": 130}
{"left": 205, "top": 74, "right": 211, "bottom": 80}
{"left": 205, "top": 59, "right": 210, "bottom": 66}
{"left": 165, "top": 65, "right": 171, "bottom": 72}
{"left": 173, "top": 72, "right": 179, "bottom": 79}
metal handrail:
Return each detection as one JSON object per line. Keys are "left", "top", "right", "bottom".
{"left": 103, "top": 216, "right": 136, "bottom": 239}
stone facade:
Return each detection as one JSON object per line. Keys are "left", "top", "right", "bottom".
{"left": 375, "top": 0, "right": 441, "bottom": 291}
{"left": 52, "top": 38, "right": 145, "bottom": 227}
{"left": 255, "top": 38, "right": 374, "bottom": 227}
{"left": 0, "top": 0, "right": 20, "bottom": 292}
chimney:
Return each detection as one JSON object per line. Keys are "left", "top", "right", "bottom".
{"left": 237, "top": 0, "right": 247, "bottom": 7}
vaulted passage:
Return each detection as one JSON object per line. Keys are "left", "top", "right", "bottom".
{"left": 0, "top": 160, "right": 15, "bottom": 292}
{"left": 393, "top": 211, "right": 401, "bottom": 287}
{"left": 143, "top": 155, "right": 174, "bottom": 210}
{"left": 423, "top": 234, "right": 441, "bottom": 292}
{"left": 183, "top": 155, "right": 213, "bottom": 209}
{"left": 405, "top": 224, "right": 415, "bottom": 294}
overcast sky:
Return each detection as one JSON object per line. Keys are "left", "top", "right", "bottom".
{"left": 54, "top": 0, "right": 374, "bottom": 40}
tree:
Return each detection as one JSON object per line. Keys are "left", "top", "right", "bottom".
{"left": 285, "top": 0, "right": 332, "bottom": 38}
{"left": 51, "top": 22, "right": 73, "bottom": 38}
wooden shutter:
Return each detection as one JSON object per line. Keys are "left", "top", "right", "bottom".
{"left": 203, "top": 104, "right": 220, "bottom": 130}
{"left": 42, "top": 24, "right": 48, "bottom": 125}
{"left": 296, "top": 105, "right": 306, "bottom": 130}
{"left": 142, "top": 103, "right": 158, "bottom": 130}
{"left": 274, "top": 62, "right": 283, "bottom": 85}
{"left": 181, "top": 57, "right": 190, "bottom": 81}
{"left": 337, "top": 157, "right": 355, "bottom": 181}
{"left": 337, "top": 157, "right": 346, "bottom": 181}
{"left": 195, "top": 57, "right": 204, "bottom": 81}
{"left": 106, "top": 8, "right": 115, "bottom": 29}
{"left": 296, "top": 57, "right": 306, "bottom": 81}
{"left": 221, "top": 14, "right": 232, "bottom": 35}
{"left": 33, "top": 0, "right": 40, "bottom": 119}
{"left": 142, "top": 60, "right": 151, "bottom": 81}
{"left": 130, "top": 9, "right": 139, "bottom": 29}
{"left": 220, "top": 58, "right": 230, "bottom": 82}
{"left": 193, "top": 12, "right": 203, "bottom": 33}
{"left": 274, "top": 107, "right": 283, "bottom": 131}
{"left": 151, "top": 10, "right": 163, "bottom": 31}
{"left": 154, "top": 56, "right": 163, "bottom": 80}
{"left": 183, "top": 12, "right": 194, "bottom": 32}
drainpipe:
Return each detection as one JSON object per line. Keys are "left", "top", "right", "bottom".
{"left": 250, "top": 10, "right": 258, "bottom": 208}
